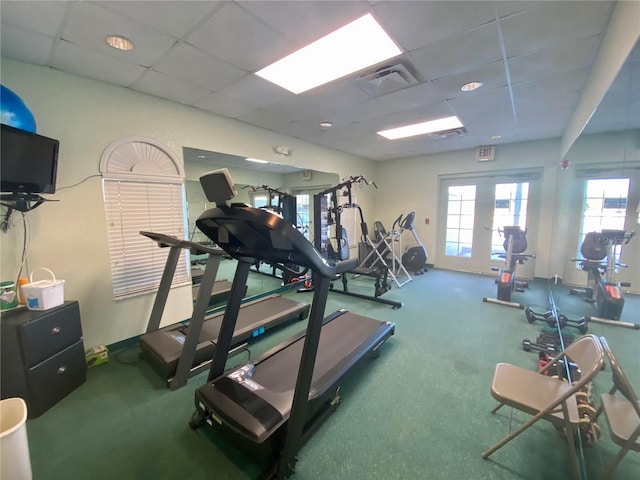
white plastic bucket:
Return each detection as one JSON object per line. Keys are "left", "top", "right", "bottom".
{"left": 0, "top": 397, "right": 32, "bottom": 479}
{"left": 22, "top": 267, "right": 65, "bottom": 311}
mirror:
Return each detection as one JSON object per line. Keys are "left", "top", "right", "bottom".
{"left": 183, "top": 146, "right": 340, "bottom": 299}
{"left": 561, "top": 39, "right": 640, "bottom": 323}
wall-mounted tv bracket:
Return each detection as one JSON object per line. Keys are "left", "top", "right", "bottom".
{"left": 0, "top": 193, "right": 58, "bottom": 232}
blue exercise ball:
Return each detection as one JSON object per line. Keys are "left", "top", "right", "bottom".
{"left": 1, "top": 85, "right": 37, "bottom": 132}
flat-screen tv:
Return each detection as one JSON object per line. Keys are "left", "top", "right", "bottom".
{"left": 1, "top": 123, "right": 60, "bottom": 194}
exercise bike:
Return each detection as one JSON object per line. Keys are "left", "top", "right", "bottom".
{"left": 570, "top": 229, "right": 636, "bottom": 326}
{"left": 483, "top": 226, "right": 535, "bottom": 309}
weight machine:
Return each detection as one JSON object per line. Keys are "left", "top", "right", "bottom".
{"left": 304, "top": 175, "right": 403, "bottom": 309}
{"left": 242, "top": 184, "right": 297, "bottom": 224}
{"left": 570, "top": 230, "right": 638, "bottom": 328}
{"left": 242, "top": 184, "right": 305, "bottom": 283}
{"left": 482, "top": 226, "right": 535, "bottom": 309}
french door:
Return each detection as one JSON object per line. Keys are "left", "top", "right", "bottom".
{"left": 563, "top": 169, "right": 640, "bottom": 294}
{"left": 436, "top": 172, "right": 541, "bottom": 278}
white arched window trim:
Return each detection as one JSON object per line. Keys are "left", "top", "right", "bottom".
{"left": 101, "top": 137, "right": 189, "bottom": 300}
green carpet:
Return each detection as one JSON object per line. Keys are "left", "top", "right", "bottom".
{"left": 25, "top": 269, "right": 639, "bottom": 479}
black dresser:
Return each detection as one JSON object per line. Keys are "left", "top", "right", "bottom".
{"left": 1, "top": 301, "right": 87, "bottom": 418}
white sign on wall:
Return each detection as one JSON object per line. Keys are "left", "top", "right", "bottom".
{"left": 476, "top": 146, "right": 495, "bottom": 162}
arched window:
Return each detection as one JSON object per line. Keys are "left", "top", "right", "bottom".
{"left": 100, "top": 137, "right": 188, "bottom": 299}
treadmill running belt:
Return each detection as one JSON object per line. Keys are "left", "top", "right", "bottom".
{"left": 185, "top": 294, "right": 307, "bottom": 342}
{"left": 252, "top": 312, "right": 380, "bottom": 393}
{"left": 196, "top": 311, "right": 393, "bottom": 443}
{"left": 140, "top": 295, "right": 310, "bottom": 379}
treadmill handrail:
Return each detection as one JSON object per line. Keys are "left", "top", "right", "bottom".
{"left": 140, "top": 230, "right": 225, "bottom": 256}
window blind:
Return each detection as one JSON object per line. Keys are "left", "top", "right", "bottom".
{"left": 103, "top": 179, "right": 189, "bottom": 299}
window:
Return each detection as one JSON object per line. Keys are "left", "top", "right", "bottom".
{"left": 252, "top": 194, "right": 268, "bottom": 209}
{"left": 577, "top": 178, "right": 630, "bottom": 263}
{"left": 445, "top": 185, "right": 476, "bottom": 257}
{"left": 296, "top": 194, "right": 311, "bottom": 239}
{"left": 491, "top": 182, "right": 529, "bottom": 259}
{"left": 100, "top": 138, "right": 188, "bottom": 299}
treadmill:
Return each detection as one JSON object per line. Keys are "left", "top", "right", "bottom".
{"left": 191, "top": 266, "right": 233, "bottom": 305}
{"left": 190, "top": 169, "right": 395, "bottom": 479}
{"left": 138, "top": 231, "right": 310, "bottom": 390}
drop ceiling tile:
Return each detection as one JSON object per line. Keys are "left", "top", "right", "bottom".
{"left": 51, "top": 39, "right": 147, "bottom": 87}
{"left": 447, "top": 87, "right": 514, "bottom": 127}
{"left": 365, "top": 81, "right": 443, "bottom": 114}
{"left": 430, "top": 61, "right": 507, "bottom": 101}
{"left": 315, "top": 98, "right": 387, "bottom": 126}
{"left": 512, "top": 73, "right": 585, "bottom": 109}
{"left": 344, "top": 101, "right": 457, "bottom": 142}
{"left": 297, "top": 80, "right": 371, "bottom": 114}
{"left": 217, "top": 74, "right": 291, "bottom": 108}
{"left": 152, "top": 42, "right": 246, "bottom": 91}
{"left": 99, "top": 1, "right": 222, "bottom": 39}
{"left": 373, "top": 1, "right": 497, "bottom": 52}
{"left": 1, "top": 23, "right": 55, "bottom": 65}
{"left": 409, "top": 22, "right": 502, "bottom": 81}
{"left": 186, "top": 2, "right": 293, "bottom": 72}
{"left": 237, "top": 1, "right": 370, "bottom": 44}
{"left": 130, "top": 69, "right": 210, "bottom": 106}
{"left": 508, "top": 35, "right": 601, "bottom": 85}
{"left": 61, "top": 1, "right": 177, "bottom": 68}
{"left": 500, "top": 1, "right": 614, "bottom": 58}
{"left": 515, "top": 68, "right": 590, "bottom": 95}
{"left": 0, "top": 1, "right": 70, "bottom": 36}
{"left": 461, "top": 108, "right": 518, "bottom": 138}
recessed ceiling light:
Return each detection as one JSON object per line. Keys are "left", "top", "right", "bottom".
{"left": 320, "top": 122, "right": 333, "bottom": 128}
{"left": 105, "top": 35, "right": 135, "bottom": 51}
{"left": 197, "top": 155, "right": 207, "bottom": 159}
{"left": 255, "top": 13, "right": 402, "bottom": 94}
{"left": 461, "top": 81, "right": 483, "bottom": 92}
{"left": 245, "top": 158, "right": 269, "bottom": 164}
{"left": 377, "top": 116, "right": 464, "bottom": 140}
{"left": 490, "top": 135, "right": 502, "bottom": 139}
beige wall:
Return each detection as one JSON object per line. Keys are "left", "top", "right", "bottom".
{"left": 373, "top": 130, "right": 640, "bottom": 282}
{"left": 2, "top": 57, "right": 637, "bottom": 348}
{"left": 0, "top": 58, "right": 375, "bottom": 348}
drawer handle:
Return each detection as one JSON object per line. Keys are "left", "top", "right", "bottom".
{"left": 51, "top": 326, "right": 62, "bottom": 335}
{"left": 57, "top": 366, "right": 66, "bottom": 374}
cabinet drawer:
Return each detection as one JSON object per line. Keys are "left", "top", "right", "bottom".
{"left": 26, "top": 340, "right": 87, "bottom": 418}
{"left": 21, "top": 302, "right": 82, "bottom": 366}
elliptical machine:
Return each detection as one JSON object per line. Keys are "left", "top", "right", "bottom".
{"left": 570, "top": 229, "right": 635, "bottom": 323}
{"left": 483, "top": 226, "right": 535, "bottom": 309}
{"left": 392, "top": 212, "right": 428, "bottom": 275}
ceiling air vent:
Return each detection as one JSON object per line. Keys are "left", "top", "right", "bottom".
{"left": 355, "top": 63, "right": 418, "bottom": 97}
{"left": 427, "top": 127, "right": 468, "bottom": 140}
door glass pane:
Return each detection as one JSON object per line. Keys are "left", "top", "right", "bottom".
{"left": 445, "top": 185, "right": 476, "bottom": 257}
{"left": 296, "top": 194, "right": 310, "bottom": 239}
{"left": 577, "top": 178, "right": 629, "bottom": 264}
{"left": 252, "top": 194, "right": 267, "bottom": 208}
{"left": 491, "top": 182, "right": 529, "bottom": 260}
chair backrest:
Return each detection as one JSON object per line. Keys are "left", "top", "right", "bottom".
{"left": 562, "top": 334, "right": 604, "bottom": 384}
{"left": 599, "top": 336, "right": 640, "bottom": 417}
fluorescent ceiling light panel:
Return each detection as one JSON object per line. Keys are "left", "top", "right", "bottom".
{"left": 245, "top": 158, "right": 269, "bottom": 164}
{"left": 255, "top": 13, "right": 402, "bottom": 94}
{"left": 377, "top": 116, "right": 464, "bottom": 140}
